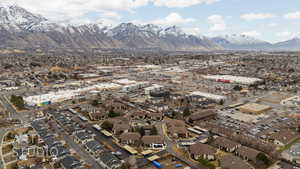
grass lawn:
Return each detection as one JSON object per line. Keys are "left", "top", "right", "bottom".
{"left": 279, "top": 136, "right": 300, "bottom": 152}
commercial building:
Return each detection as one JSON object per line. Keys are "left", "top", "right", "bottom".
{"left": 122, "top": 82, "right": 149, "bottom": 92}
{"left": 259, "top": 92, "right": 291, "bottom": 104}
{"left": 238, "top": 103, "right": 272, "bottom": 114}
{"left": 145, "top": 84, "right": 164, "bottom": 95}
{"left": 202, "top": 75, "right": 263, "bottom": 85}
{"left": 190, "top": 91, "right": 226, "bottom": 104}
{"left": 24, "top": 83, "right": 121, "bottom": 106}
{"left": 113, "top": 79, "right": 137, "bottom": 85}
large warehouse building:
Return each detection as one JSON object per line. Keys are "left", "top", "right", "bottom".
{"left": 24, "top": 83, "right": 121, "bottom": 106}
{"left": 190, "top": 91, "right": 227, "bottom": 104}
{"left": 202, "top": 75, "right": 263, "bottom": 85}
{"left": 238, "top": 103, "right": 272, "bottom": 114}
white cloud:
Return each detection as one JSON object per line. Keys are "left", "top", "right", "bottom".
{"left": 182, "top": 27, "right": 202, "bottom": 36}
{"left": 284, "top": 12, "right": 300, "bottom": 19}
{"left": 240, "top": 13, "right": 275, "bottom": 21}
{"left": 241, "top": 31, "right": 261, "bottom": 37}
{"left": 152, "top": 0, "right": 219, "bottom": 8}
{"left": 152, "top": 13, "right": 195, "bottom": 26}
{"left": 130, "top": 13, "right": 195, "bottom": 27}
{"left": 129, "top": 19, "right": 146, "bottom": 25}
{"left": 102, "top": 11, "right": 122, "bottom": 20}
{"left": 268, "top": 23, "right": 278, "bottom": 27}
{"left": 96, "top": 18, "right": 121, "bottom": 27}
{"left": 276, "top": 31, "right": 293, "bottom": 37}
{"left": 208, "top": 15, "right": 226, "bottom": 32}
{"left": 1, "top": 0, "right": 148, "bottom": 24}
{"left": 1, "top": 0, "right": 220, "bottom": 25}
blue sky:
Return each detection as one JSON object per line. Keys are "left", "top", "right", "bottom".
{"left": 4, "top": 0, "right": 300, "bottom": 42}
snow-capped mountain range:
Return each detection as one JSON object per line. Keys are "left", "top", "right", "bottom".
{"left": 0, "top": 4, "right": 220, "bottom": 51}
{"left": 211, "top": 34, "right": 300, "bottom": 50}
{"left": 210, "top": 34, "right": 273, "bottom": 50}
{"left": 0, "top": 3, "right": 299, "bottom": 51}
{"left": 217, "top": 34, "right": 268, "bottom": 45}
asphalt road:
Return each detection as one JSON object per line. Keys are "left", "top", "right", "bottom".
{"left": 0, "top": 93, "right": 32, "bottom": 169}
{"left": 156, "top": 122, "right": 203, "bottom": 169}
{"left": 0, "top": 95, "right": 33, "bottom": 124}
{"left": 72, "top": 115, "right": 131, "bottom": 160}
{"left": 50, "top": 120, "right": 104, "bottom": 169}
{"left": 0, "top": 128, "right": 9, "bottom": 169}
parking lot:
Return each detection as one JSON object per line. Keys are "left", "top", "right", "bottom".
{"left": 216, "top": 107, "right": 299, "bottom": 138}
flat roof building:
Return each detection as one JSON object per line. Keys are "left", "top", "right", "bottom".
{"left": 238, "top": 103, "right": 272, "bottom": 114}
{"left": 281, "top": 96, "right": 300, "bottom": 107}
{"left": 203, "top": 75, "right": 263, "bottom": 85}
{"left": 190, "top": 91, "right": 226, "bottom": 104}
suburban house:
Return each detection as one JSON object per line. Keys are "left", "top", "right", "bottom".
{"left": 219, "top": 155, "right": 254, "bottom": 169}
{"left": 148, "top": 112, "right": 164, "bottom": 121}
{"left": 189, "top": 143, "right": 217, "bottom": 161}
{"left": 119, "top": 132, "right": 141, "bottom": 145}
{"left": 60, "top": 156, "right": 83, "bottom": 169}
{"left": 269, "top": 129, "right": 300, "bottom": 146}
{"left": 147, "top": 97, "right": 164, "bottom": 104}
{"left": 84, "top": 140, "right": 104, "bottom": 156}
{"left": 235, "top": 146, "right": 261, "bottom": 163}
{"left": 97, "top": 152, "right": 123, "bottom": 169}
{"left": 141, "top": 135, "right": 166, "bottom": 150}
{"left": 130, "top": 111, "right": 148, "bottom": 120}
{"left": 152, "top": 104, "right": 169, "bottom": 112}
{"left": 107, "top": 117, "right": 130, "bottom": 126}
{"left": 169, "top": 126, "right": 189, "bottom": 139}
{"left": 80, "top": 104, "right": 100, "bottom": 114}
{"left": 68, "top": 125, "right": 85, "bottom": 135}
{"left": 105, "top": 100, "right": 128, "bottom": 113}
{"left": 187, "top": 109, "right": 217, "bottom": 124}
{"left": 166, "top": 119, "right": 189, "bottom": 139}
{"left": 167, "top": 118, "right": 185, "bottom": 126}
{"left": 89, "top": 112, "right": 107, "bottom": 121}
{"left": 211, "top": 137, "right": 241, "bottom": 152}
{"left": 49, "top": 145, "right": 70, "bottom": 160}
{"left": 43, "top": 136, "right": 62, "bottom": 150}
{"left": 74, "top": 131, "right": 94, "bottom": 144}
{"left": 113, "top": 123, "right": 131, "bottom": 135}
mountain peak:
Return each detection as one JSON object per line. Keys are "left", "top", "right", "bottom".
{"left": 0, "top": 4, "right": 222, "bottom": 51}
{"left": 161, "top": 25, "right": 185, "bottom": 36}
{"left": 221, "top": 34, "right": 267, "bottom": 45}
{"left": 0, "top": 3, "right": 47, "bottom": 30}
{"left": 291, "top": 37, "right": 300, "bottom": 41}
{"left": 141, "top": 24, "right": 162, "bottom": 34}
{"left": 118, "top": 22, "right": 137, "bottom": 28}
{"left": 211, "top": 34, "right": 272, "bottom": 50}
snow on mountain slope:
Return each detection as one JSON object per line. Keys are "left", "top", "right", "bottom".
{"left": 0, "top": 3, "right": 219, "bottom": 51}
{"left": 211, "top": 34, "right": 273, "bottom": 50}
{"left": 0, "top": 3, "right": 48, "bottom": 31}
{"left": 160, "top": 26, "right": 186, "bottom": 37}
{"left": 273, "top": 38, "right": 300, "bottom": 50}
{"left": 221, "top": 34, "right": 267, "bottom": 45}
